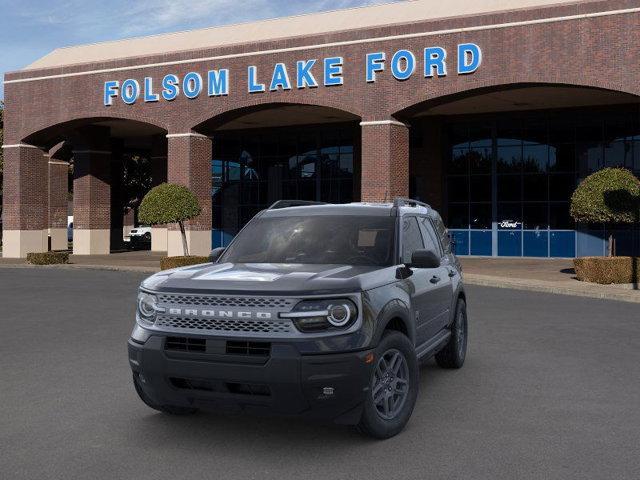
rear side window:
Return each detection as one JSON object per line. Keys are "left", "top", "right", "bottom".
{"left": 418, "top": 217, "right": 442, "bottom": 256}
{"left": 433, "top": 215, "right": 451, "bottom": 254}
{"left": 401, "top": 217, "right": 424, "bottom": 264}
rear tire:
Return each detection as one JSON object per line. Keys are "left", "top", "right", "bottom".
{"left": 435, "top": 298, "right": 467, "bottom": 369}
{"left": 133, "top": 373, "right": 198, "bottom": 415}
{"left": 357, "top": 331, "right": 419, "bottom": 439}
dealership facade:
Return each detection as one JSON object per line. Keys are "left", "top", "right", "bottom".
{"left": 3, "top": 0, "right": 640, "bottom": 258}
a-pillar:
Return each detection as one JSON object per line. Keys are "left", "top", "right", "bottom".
{"left": 150, "top": 134, "right": 168, "bottom": 252}
{"left": 166, "top": 132, "right": 212, "bottom": 257}
{"left": 72, "top": 127, "right": 112, "bottom": 255}
{"left": 48, "top": 144, "right": 69, "bottom": 251}
{"left": 360, "top": 120, "right": 410, "bottom": 202}
{"left": 1, "top": 143, "right": 49, "bottom": 258}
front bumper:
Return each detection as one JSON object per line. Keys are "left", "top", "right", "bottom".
{"left": 128, "top": 335, "right": 373, "bottom": 424}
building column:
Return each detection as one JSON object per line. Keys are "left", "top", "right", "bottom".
{"left": 150, "top": 134, "right": 168, "bottom": 252}
{"left": 1, "top": 144, "right": 49, "bottom": 258}
{"left": 48, "top": 158, "right": 69, "bottom": 251}
{"left": 360, "top": 120, "right": 410, "bottom": 202}
{"left": 72, "top": 127, "right": 112, "bottom": 255}
{"left": 166, "top": 132, "right": 212, "bottom": 257}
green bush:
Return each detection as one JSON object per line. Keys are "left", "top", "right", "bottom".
{"left": 27, "top": 251, "right": 70, "bottom": 265}
{"left": 574, "top": 256, "right": 640, "bottom": 284}
{"left": 139, "top": 183, "right": 202, "bottom": 256}
{"left": 570, "top": 168, "right": 640, "bottom": 224}
{"left": 160, "top": 256, "right": 209, "bottom": 270}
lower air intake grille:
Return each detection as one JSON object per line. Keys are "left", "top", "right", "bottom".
{"left": 165, "top": 336, "right": 206, "bottom": 352}
{"left": 169, "top": 377, "right": 271, "bottom": 396}
{"left": 226, "top": 341, "right": 271, "bottom": 356}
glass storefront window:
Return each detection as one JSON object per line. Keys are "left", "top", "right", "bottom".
{"left": 497, "top": 145, "right": 522, "bottom": 173}
{"left": 470, "top": 147, "right": 492, "bottom": 173}
{"left": 447, "top": 176, "right": 469, "bottom": 203}
{"left": 497, "top": 175, "right": 521, "bottom": 201}
{"left": 523, "top": 175, "right": 547, "bottom": 202}
{"left": 447, "top": 204, "right": 469, "bottom": 229}
{"left": 470, "top": 175, "right": 492, "bottom": 202}
{"left": 445, "top": 105, "right": 640, "bottom": 257}
{"left": 470, "top": 203, "right": 492, "bottom": 229}
{"left": 523, "top": 204, "right": 548, "bottom": 229}
{"left": 211, "top": 124, "right": 358, "bottom": 246}
{"left": 523, "top": 144, "right": 548, "bottom": 173}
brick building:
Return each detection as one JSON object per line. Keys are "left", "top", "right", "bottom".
{"left": 3, "top": 0, "right": 640, "bottom": 258}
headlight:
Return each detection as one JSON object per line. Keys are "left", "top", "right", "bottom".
{"left": 137, "top": 291, "right": 160, "bottom": 325}
{"left": 281, "top": 298, "right": 358, "bottom": 332}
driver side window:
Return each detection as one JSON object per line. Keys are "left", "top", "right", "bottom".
{"left": 401, "top": 217, "right": 424, "bottom": 264}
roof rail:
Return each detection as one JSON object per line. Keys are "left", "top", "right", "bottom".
{"left": 392, "top": 197, "right": 431, "bottom": 209}
{"left": 268, "top": 200, "right": 327, "bottom": 210}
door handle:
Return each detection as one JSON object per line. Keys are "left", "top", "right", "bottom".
{"left": 430, "top": 275, "right": 441, "bottom": 284}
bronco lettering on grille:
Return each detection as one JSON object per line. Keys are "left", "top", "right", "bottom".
{"left": 167, "top": 308, "right": 272, "bottom": 319}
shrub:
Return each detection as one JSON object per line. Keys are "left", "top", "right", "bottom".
{"left": 160, "top": 256, "right": 209, "bottom": 270}
{"left": 570, "top": 168, "right": 640, "bottom": 256}
{"left": 574, "top": 256, "right": 640, "bottom": 284}
{"left": 139, "top": 183, "right": 202, "bottom": 256}
{"left": 570, "top": 168, "right": 640, "bottom": 224}
{"left": 27, "top": 251, "right": 70, "bottom": 265}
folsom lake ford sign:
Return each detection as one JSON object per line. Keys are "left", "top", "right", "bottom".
{"left": 103, "top": 43, "right": 482, "bottom": 106}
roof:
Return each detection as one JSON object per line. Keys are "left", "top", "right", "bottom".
{"left": 262, "top": 203, "right": 395, "bottom": 217}
{"left": 25, "top": 0, "right": 587, "bottom": 70}
{"left": 261, "top": 200, "right": 436, "bottom": 217}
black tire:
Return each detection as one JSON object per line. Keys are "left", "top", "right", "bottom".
{"left": 132, "top": 373, "right": 198, "bottom": 415}
{"left": 435, "top": 298, "right": 468, "bottom": 369}
{"left": 357, "top": 331, "right": 419, "bottom": 439}
{"left": 143, "top": 232, "right": 151, "bottom": 241}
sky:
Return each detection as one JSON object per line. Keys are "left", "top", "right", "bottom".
{"left": 0, "top": 0, "right": 400, "bottom": 100}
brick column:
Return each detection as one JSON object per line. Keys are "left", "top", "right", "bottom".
{"left": 360, "top": 120, "right": 410, "bottom": 202}
{"left": 150, "top": 134, "right": 168, "bottom": 252}
{"left": 72, "top": 127, "right": 112, "bottom": 255}
{"left": 1, "top": 144, "right": 49, "bottom": 258}
{"left": 48, "top": 158, "right": 69, "bottom": 251}
{"left": 166, "top": 133, "right": 212, "bottom": 257}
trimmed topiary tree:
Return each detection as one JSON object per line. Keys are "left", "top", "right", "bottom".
{"left": 138, "top": 183, "right": 202, "bottom": 256}
{"left": 570, "top": 168, "right": 640, "bottom": 256}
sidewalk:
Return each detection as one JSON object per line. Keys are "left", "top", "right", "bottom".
{"left": 1, "top": 251, "right": 639, "bottom": 303}
{"left": 0, "top": 250, "right": 163, "bottom": 273}
{"left": 461, "top": 257, "right": 640, "bottom": 304}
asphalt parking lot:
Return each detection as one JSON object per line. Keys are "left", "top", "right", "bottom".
{"left": 1, "top": 268, "right": 639, "bottom": 480}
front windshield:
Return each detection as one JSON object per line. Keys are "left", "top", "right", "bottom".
{"left": 220, "top": 215, "right": 396, "bottom": 266}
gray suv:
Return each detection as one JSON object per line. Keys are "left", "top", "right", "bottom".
{"left": 128, "top": 198, "right": 467, "bottom": 439}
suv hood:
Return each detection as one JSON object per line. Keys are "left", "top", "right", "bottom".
{"left": 143, "top": 262, "right": 398, "bottom": 295}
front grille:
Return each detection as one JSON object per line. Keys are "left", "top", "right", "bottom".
{"left": 155, "top": 316, "right": 292, "bottom": 334}
{"left": 226, "top": 341, "right": 271, "bottom": 356}
{"left": 165, "top": 336, "right": 206, "bottom": 352}
{"left": 157, "top": 294, "right": 294, "bottom": 309}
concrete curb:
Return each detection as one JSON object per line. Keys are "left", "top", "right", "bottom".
{"left": 464, "top": 273, "right": 640, "bottom": 304}
{"left": 0, "top": 263, "right": 159, "bottom": 274}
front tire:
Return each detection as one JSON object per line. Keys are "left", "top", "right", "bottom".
{"left": 132, "top": 373, "right": 198, "bottom": 415}
{"left": 357, "top": 331, "right": 419, "bottom": 439}
{"left": 435, "top": 298, "right": 468, "bottom": 369}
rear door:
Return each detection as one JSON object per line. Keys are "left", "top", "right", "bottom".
{"left": 418, "top": 216, "right": 455, "bottom": 335}
{"left": 400, "top": 216, "right": 438, "bottom": 346}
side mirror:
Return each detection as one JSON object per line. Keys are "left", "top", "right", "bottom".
{"left": 410, "top": 249, "right": 441, "bottom": 269}
{"left": 209, "top": 247, "right": 226, "bottom": 263}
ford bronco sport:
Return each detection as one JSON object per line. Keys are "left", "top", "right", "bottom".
{"left": 128, "top": 198, "right": 468, "bottom": 439}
